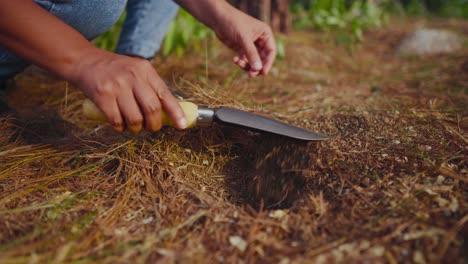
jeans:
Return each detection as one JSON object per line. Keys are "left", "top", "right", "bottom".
{"left": 0, "top": 0, "right": 179, "bottom": 81}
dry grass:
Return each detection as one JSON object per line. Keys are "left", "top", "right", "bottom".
{"left": 0, "top": 17, "right": 466, "bottom": 263}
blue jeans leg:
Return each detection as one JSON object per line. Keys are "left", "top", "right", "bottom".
{"left": 0, "top": 0, "right": 127, "bottom": 81}
{"left": 116, "top": 0, "right": 179, "bottom": 59}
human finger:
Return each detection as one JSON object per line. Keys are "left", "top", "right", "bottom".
{"left": 241, "top": 39, "right": 263, "bottom": 72}
{"left": 150, "top": 74, "right": 187, "bottom": 129}
{"left": 248, "top": 69, "right": 261, "bottom": 78}
{"left": 134, "top": 84, "right": 163, "bottom": 132}
{"left": 235, "top": 54, "right": 260, "bottom": 76}
{"left": 260, "top": 34, "right": 277, "bottom": 75}
{"left": 117, "top": 93, "right": 144, "bottom": 134}
{"left": 95, "top": 98, "right": 124, "bottom": 132}
{"left": 235, "top": 57, "right": 249, "bottom": 70}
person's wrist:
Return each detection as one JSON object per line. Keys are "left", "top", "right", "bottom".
{"left": 58, "top": 46, "right": 104, "bottom": 82}
{"left": 206, "top": 1, "right": 237, "bottom": 34}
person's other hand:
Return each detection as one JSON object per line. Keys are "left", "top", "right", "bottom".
{"left": 214, "top": 9, "right": 277, "bottom": 77}
{"left": 68, "top": 49, "right": 187, "bottom": 133}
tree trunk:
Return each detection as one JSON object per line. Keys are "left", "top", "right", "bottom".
{"left": 271, "top": 0, "right": 290, "bottom": 33}
{"left": 230, "top": 0, "right": 290, "bottom": 34}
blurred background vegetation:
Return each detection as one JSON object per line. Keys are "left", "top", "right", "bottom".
{"left": 93, "top": 0, "right": 467, "bottom": 56}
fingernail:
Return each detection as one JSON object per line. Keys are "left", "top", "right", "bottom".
{"left": 179, "top": 118, "right": 187, "bottom": 129}
{"left": 253, "top": 61, "right": 263, "bottom": 71}
{"left": 129, "top": 126, "right": 142, "bottom": 134}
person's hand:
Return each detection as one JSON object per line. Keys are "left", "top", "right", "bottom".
{"left": 68, "top": 49, "right": 187, "bottom": 133}
{"left": 214, "top": 8, "right": 277, "bottom": 77}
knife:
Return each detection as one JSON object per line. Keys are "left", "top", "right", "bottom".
{"left": 82, "top": 99, "right": 329, "bottom": 141}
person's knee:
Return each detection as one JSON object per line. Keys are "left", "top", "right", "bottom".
{"left": 44, "top": 0, "right": 127, "bottom": 40}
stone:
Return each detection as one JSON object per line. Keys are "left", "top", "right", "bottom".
{"left": 396, "top": 29, "right": 464, "bottom": 56}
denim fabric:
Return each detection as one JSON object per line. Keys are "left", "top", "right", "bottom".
{"left": 116, "top": 0, "right": 179, "bottom": 59}
{"left": 0, "top": 0, "right": 178, "bottom": 81}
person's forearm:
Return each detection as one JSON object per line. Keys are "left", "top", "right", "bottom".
{"left": 174, "top": 0, "right": 235, "bottom": 31}
{"left": 0, "top": 0, "right": 99, "bottom": 79}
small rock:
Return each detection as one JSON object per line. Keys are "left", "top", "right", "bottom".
{"left": 156, "top": 248, "right": 176, "bottom": 258}
{"left": 269, "top": 210, "right": 287, "bottom": 219}
{"left": 370, "top": 246, "right": 385, "bottom": 257}
{"left": 142, "top": 216, "right": 154, "bottom": 224}
{"left": 229, "top": 236, "right": 247, "bottom": 252}
{"left": 396, "top": 29, "right": 464, "bottom": 56}
{"left": 435, "top": 175, "right": 445, "bottom": 185}
{"left": 114, "top": 228, "right": 125, "bottom": 236}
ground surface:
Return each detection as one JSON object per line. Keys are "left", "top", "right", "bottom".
{"left": 0, "top": 18, "right": 466, "bottom": 263}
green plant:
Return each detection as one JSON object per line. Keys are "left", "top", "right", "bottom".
{"left": 276, "top": 37, "right": 286, "bottom": 60}
{"left": 438, "top": 0, "right": 468, "bottom": 18}
{"left": 404, "top": 0, "right": 428, "bottom": 15}
{"left": 93, "top": 12, "right": 126, "bottom": 51}
{"left": 162, "top": 9, "right": 213, "bottom": 57}
{"left": 401, "top": 0, "right": 468, "bottom": 18}
{"left": 291, "top": 0, "right": 388, "bottom": 44}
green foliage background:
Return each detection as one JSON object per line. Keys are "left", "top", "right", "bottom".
{"left": 291, "top": 0, "right": 388, "bottom": 44}
{"left": 400, "top": 0, "right": 468, "bottom": 17}
{"left": 161, "top": 9, "right": 213, "bottom": 58}
{"left": 94, "top": 1, "right": 467, "bottom": 55}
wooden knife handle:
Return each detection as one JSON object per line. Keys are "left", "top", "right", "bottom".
{"left": 82, "top": 99, "right": 198, "bottom": 129}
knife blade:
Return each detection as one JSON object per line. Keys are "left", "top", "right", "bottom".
{"left": 197, "top": 106, "right": 329, "bottom": 141}
{"left": 83, "top": 99, "right": 329, "bottom": 141}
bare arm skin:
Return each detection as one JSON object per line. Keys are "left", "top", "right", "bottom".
{"left": 175, "top": 0, "right": 277, "bottom": 77}
{"left": 0, "top": 0, "right": 276, "bottom": 134}
{"left": 0, "top": 0, "right": 187, "bottom": 133}
{"left": 0, "top": 0, "right": 93, "bottom": 79}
